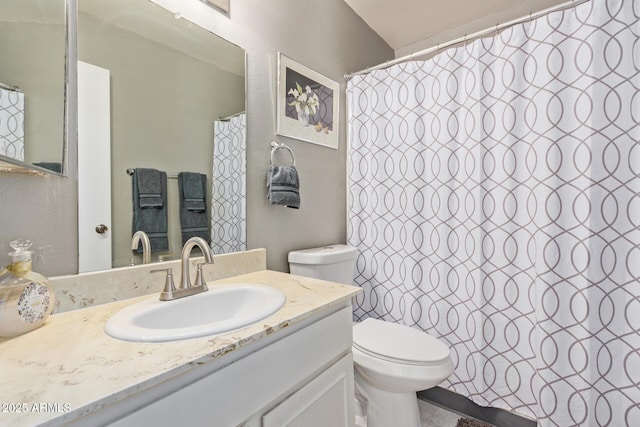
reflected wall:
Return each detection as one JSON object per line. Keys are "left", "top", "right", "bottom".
{"left": 0, "top": 0, "right": 66, "bottom": 173}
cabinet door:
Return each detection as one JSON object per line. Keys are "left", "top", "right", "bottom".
{"left": 262, "top": 355, "right": 354, "bottom": 427}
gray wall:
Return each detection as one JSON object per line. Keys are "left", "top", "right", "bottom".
{"left": 0, "top": 0, "right": 393, "bottom": 276}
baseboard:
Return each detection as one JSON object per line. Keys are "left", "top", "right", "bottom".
{"left": 418, "top": 387, "right": 537, "bottom": 427}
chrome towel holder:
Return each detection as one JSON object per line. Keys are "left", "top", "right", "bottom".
{"left": 270, "top": 141, "right": 296, "bottom": 166}
{"left": 126, "top": 168, "right": 179, "bottom": 179}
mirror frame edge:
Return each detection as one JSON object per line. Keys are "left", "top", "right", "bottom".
{"left": 0, "top": 0, "right": 72, "bottom": 178}
{"left": 64, "top": 0, "right": 77, "bottom": 179}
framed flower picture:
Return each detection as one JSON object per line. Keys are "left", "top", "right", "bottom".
{"left": 276, "top": 53, "right": 340, "bottom": 149}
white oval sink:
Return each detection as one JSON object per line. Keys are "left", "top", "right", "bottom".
{"left": 104, "top": 284, "right": 286, "bottom": 342}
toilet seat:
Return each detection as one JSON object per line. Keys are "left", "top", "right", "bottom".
{"left": 353, "top": 318, "right": 450, "bottom": 366}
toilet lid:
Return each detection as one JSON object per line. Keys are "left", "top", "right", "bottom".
{"left": 353, "top": 318, "right": 450, "bottom": 366}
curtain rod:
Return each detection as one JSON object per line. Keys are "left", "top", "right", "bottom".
{"left": 0, "top": 81, "right": 21, "bottom": 92}
{"left": 345, "top": 0, "right": 589, "bottom": 80}
{"left": 218, "top": 111, "right": 245, "bottom": 121}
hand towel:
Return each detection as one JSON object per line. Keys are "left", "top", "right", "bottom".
{"left": 132, "top": 168, "right": 168, "bottom": 252}
{"left": 180, "top": 172, "right": 206, "bottom": 212}
{"left": 267, "top": 165, "right": 300, "bottom": 209}
{"left": 136, "top": 168, "right": 164, "bottom": 208}
{"left": 178, "top": 172, "right": 210, "bottom": 244}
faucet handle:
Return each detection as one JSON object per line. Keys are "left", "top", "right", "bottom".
{"left": 194, "top": 262, "right": 213, "bottom": 291}
{"left": 151, "top": 268, "right": 176, "bottom": 301}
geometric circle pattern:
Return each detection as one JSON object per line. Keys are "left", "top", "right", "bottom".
{"left": 0, "top": 88, "right": 25, "bottom": 161}
{"left": 347, "top": 1, "right": 640, "bottom": 425}
{"left": 211, "top": 113, "right": 246, "bottom": 254}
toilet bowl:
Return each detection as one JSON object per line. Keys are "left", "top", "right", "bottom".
{"left": 288, "top": 245, "right": 455, "bottom": 427}
{"left": 352, "top": 318, "right": 454, "bottom": 427}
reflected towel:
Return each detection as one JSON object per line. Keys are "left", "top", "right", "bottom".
{"left": 267, "top": 165, "right": 300, "bottom": 209}
{"left": 136, "top": 168, "right": 164, "bottom": 208}
{"left": 178, "top": 172, "right": 209, "bottom": 244}
{"left": 180, "top": 172, "right": 206, "bottom": 212}
{"left": 132, "top": 169, "right": 168, "bottom": 252}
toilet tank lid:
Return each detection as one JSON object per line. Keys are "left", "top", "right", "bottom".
{"left": 288, "top": 244, "right": 358, "bottom": 264}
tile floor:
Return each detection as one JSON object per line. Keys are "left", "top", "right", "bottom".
{"left": 355, "top": 398, "right": 468, "bottom": 427}
{"left": 418, "top": 399, "right": 465, "bottom": 427}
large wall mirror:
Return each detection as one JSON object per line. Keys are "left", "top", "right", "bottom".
{"left": 78, "top": 0, "right": 246, "bottom": 271}
{"left": 0, "top": 0, "right": 67, "bottom": 175}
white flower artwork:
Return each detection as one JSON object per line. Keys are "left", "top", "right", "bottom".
{"left": 276, "top": 53, "right": 339, "bottom": 149}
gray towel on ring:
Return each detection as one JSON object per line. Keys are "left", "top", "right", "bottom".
{"left": 267, "top": 165, "right": 300, "bottom": 209}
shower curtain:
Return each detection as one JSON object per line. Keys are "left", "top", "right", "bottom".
{"left": 0, "top": 87, "right": 25, "bottom": 161}
{"left": 211, "top": 113, "right": 246, "bottom": 254}
{"left": 347, "top": 1, "right": 639, "bottom": 426}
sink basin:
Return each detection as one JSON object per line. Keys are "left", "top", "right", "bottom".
{"left": 104, "top": 284, "right": 286, "bottom": 342}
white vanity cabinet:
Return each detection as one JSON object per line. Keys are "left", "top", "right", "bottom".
{"left": 75, "top": 305, "right": 355, "bottom": 427}
{"left": 260, "top": 355, "right": 353, "bottom": 427}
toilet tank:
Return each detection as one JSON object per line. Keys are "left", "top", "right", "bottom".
{"left": 288, "top": 244, "right": 358, "bottom": 285}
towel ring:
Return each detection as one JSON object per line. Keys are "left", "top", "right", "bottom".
{"left": 270, "top": 141, "right": 296, "bottom": 166}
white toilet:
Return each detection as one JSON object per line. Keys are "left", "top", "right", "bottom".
{"left": 288, "top": 244, "right": 454, "bottom": 427}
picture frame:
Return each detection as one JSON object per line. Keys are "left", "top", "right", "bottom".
{"left": 276, "top": 52, "right": 340, "bottom": 149}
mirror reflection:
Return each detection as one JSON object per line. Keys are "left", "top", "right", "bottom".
{"left": 78, "top": 0, "right": 246, "bottom": 272}
{"left": 0, "top": 0, "right": 66, "bottom": 174}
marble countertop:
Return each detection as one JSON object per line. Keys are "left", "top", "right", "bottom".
{"left": 0, "top": 270, "right": 360, "bottom": 426}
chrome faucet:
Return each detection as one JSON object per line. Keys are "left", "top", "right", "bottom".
{"left": 154, "top": 237, "right": 214, "bottom": 301}
{"left": 131, "top": 231, "right": 151, "bottom": 264}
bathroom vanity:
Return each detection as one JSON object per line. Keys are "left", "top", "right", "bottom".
{"left": 0, "top": 269, "right": 360, "bottom": 426}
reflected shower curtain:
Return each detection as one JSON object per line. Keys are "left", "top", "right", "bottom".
{"left": 211, "top": 113, "right": 246, "bottom": 254}
{"left": 347, "top": 1, "right": 640, "bottom": 426}
{"left": 0, "top": 87, "right": 24, "bottom": 161}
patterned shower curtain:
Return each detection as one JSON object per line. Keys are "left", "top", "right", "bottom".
{"left": 0, "top": 87, "right": 25, "bottom": 161}
{"left": 211, "top": 113, "right": 246, "bottom": 254}
{"left": 347, "top": 1, "right": 639, "bottom": 426}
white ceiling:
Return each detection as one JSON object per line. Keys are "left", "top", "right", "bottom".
{"left": 344, "top": 0, "right": 569, "bottom": 55}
